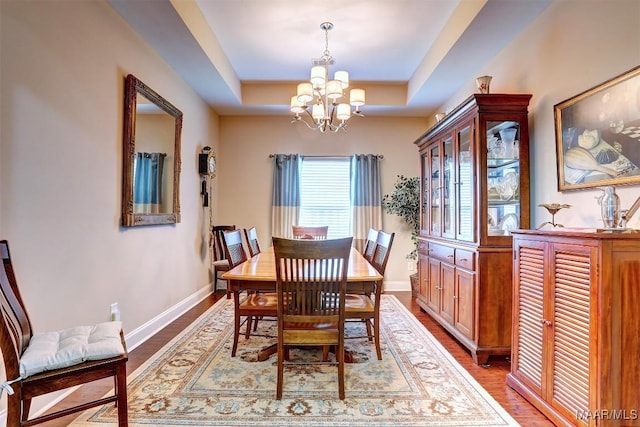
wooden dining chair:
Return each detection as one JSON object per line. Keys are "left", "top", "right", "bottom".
{"left": 243, "top": 226, "right": 261, "bottom": 257}
{"left": 292, "top": 225, "right": 329, "bottom": 240}
{"left": 345, "top": 230, "right": 394, "bottom": 360}
{"left": 273, "top": 236, "right": 352, "bottom": 400}
{"left": 0, "top": 240, "right": 129, "bottom": 426}
{"left": 363, "top": 228, "right": 379, "bottom": 262}
{"left": 211, "top": 225, "right": 236, "bottom": 298}
{"left": 223, "top": 230, "right": 277, "bottom": 357}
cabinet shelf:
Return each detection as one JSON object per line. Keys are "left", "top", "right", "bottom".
{"left": 488, "top": 199, "right": 520, "bottom": 206}
{"left": 487, "top": 158, "right": 519, "bottom": 169}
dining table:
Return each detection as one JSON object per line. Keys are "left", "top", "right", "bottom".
{"left": 221, "top": 245, "right": 383, "bottom": 361}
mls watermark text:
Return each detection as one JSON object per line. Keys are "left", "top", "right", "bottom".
{"left": 576, "top": 409, "right": 638, "bottom": 421}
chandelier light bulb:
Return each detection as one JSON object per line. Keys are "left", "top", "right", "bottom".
{"left": 290, "top": 22, "right": 365, "bottom": 133}
{"left": 326, "top": 80, "right": 343, "bottom": 100}
{"left": 312, "top": 103, "right": 325, "bottom": 121}
{"left": 336, "top": 103, "right": 351, "bottom": 121}
{"left": 334, "top": 71, "right": 349, "bottom": 89}
{"left": 297, "top": 83, "right": 313, "bottom": 104}
{"left": 310, "top": 65, "right": 326, "bottom": 87}
{"left": 290, "top": 96, "right": 305, "bottom": 114}
{"left": 350, "top": 88, "right": 365, "bottom": 106}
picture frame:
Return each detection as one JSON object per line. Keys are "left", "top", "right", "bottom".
{"left": 554, "top": 65, "right": 640, "bottom": 191}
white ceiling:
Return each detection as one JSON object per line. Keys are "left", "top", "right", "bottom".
{"left": 108, "top": 0, "right": 551, "bottom": 117}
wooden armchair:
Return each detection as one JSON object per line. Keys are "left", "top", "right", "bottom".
{"left": 0, "top": 240, "right": 128, "bottom": 426}
{"left": 223, "top": 230, "right": 277, "bottom": 357}
{"left": 345, "top": 230, "right": 394, "bottom": 360}
{"left": 211, "top": 225, "right": 236, "bottom": 297}
{"left": 273, "top": 236, "right": 352, "bottom": 400}
{"left": 292, "top": 225, "right": 328, "bottom": 240}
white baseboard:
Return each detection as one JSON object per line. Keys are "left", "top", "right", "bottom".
{"left": 382, "top": 280, "right": 411, "bottom": 292}
{"left": 0, "top": 283, "right": 215, "bottom": 425}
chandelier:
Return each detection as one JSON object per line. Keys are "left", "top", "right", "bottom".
{"left": 290, "top": 22, "right": 365, "bottom": 133}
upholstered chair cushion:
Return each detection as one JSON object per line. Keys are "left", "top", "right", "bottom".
{"left": 19, "top": 321, "right": 125, "bottom": 378}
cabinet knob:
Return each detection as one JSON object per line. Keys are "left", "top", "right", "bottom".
{"left": 453, "top": 295, "right": 458, "bottom": 300}
{"left": 447, "top": 254, "right": 454, "bottom": 258}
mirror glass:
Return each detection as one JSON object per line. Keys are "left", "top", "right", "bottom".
{"left": 122, "top": 74, "right": 182, "bottom": 227}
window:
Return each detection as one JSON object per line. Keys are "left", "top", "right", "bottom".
{"left": 299, "top": 157, "right": 351, "bottom": 238}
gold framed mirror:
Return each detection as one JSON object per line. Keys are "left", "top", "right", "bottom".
{"left": 122, "top": 74, "right": 182, "bottom": 227}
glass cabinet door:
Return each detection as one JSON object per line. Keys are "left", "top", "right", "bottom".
{"left": 429, "top": 144, "right": 441, "bottom": 235}
{"left": 456, "top": 125, "right": 474, "bottom": 241}
{"left": 442, "top": 136, "right": 454, "bottom": 238}
{"left": 486, "top": 120, "right": 521, "bottom": 238}
{"left": 421, "top": 152, "right": 429, "bottom": 231}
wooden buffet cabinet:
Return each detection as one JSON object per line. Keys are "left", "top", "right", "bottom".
{"left": 414, "top": 94, "right": 531, "bottom": 365}
{"left": 507, "top": 229, "right": 640, "bottom": 427}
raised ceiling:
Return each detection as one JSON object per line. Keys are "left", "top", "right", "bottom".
{"left": 108, "top": 0, "right": 551, "bottom": 117}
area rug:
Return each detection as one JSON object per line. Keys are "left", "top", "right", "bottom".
{"left": 71, "top": 295, "right": 518, "bottom": 426}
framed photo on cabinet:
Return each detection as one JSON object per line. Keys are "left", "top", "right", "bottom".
{"left": 554, "top": 65, "right": 640, "bottom": 191}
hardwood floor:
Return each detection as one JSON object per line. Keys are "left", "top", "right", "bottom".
{"left": 42, "top": 291, "right": 553, "bottom": 426}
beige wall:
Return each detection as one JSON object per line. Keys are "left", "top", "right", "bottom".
{"left": 0, "top": 0, "right": 218, "bottom": 338}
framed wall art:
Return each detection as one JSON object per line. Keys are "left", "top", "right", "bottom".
{"left": 554, "top": 65, "right": 640, "bottom": 191}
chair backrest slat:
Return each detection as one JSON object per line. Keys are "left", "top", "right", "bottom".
{"left": 243, "top": 226, "right": 261, "bottom": 257}
{"left": 273, "top": 237, "right": 351, "bottom": 321}
{"left": 0, "top": 240, "right": 33, "bottom": 379}
{"left": 212, "top": 225, "right": 235, "bottom": 261}
{"left": 222, "top": 229, "right": 248, "bottom": 269}
{"left": 363, "top": 228, "right": 379, "bottom": 262}
{"left": 370, "top": 231, "right": 395, "bottom": 275}
{"left": 292, "top": 225, "right": 328, "bottom": 240}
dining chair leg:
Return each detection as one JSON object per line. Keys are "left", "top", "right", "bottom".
{"left": 116, "top": 363, "right": 129, "bottom": 426}
{"left": 365, "top": 320, "right": 373, "bottom": 342}
{"left": 373, "top": 317, "right": 382, "bottom": 360}
{"left": 276, "top": 344, "right": 284, "bottom": 399}
{"left": 338, "top": 341, "right": 345, "bottom": 400}
{"left": 232, "top": 288, "right": 241, "bottom": 357}
{"left": 245, "top": 316, "right": 253, "bottom": 339}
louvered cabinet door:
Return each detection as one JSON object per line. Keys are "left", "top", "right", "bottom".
{"left": 549, "top": 243, "right": 595, "bottom": 425}
{"left": 511, "top": 239, "right": 546, "bottom": 394}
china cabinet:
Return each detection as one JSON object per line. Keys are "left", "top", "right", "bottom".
{"left": 414, "top": 94, "right": 531, "bottom": 364}
{"left": 507, "top": 229, "right": 640, "bottom": 427}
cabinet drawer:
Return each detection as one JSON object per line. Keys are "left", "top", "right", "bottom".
{"left": 429, "top": 242, "right": 455, "bottom": 262}
{"left": 455, "top": 249, "right": 475, "bottom": 270}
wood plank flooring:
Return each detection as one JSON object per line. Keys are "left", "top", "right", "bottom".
{"left": 41, "top": 291, "right": 553, "bottom": 426}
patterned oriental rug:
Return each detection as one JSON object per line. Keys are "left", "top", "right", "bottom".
{"left": 71, "top": 295, "right": 518, "bottom": 426}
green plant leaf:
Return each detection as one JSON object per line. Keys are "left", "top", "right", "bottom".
{"left": 382, "top": 175, "right": 420, "bottom": 260}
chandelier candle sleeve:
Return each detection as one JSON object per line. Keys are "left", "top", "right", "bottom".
{"left": 290, "top": 22, "right": 365, "bottom": 133}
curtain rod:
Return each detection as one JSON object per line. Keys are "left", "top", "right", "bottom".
{"left": 268, "top": 154, "right": 383, "bottom": 159}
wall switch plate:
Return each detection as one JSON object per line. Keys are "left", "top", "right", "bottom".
{"left": 407, "top": 261, "right": 415, "bottom": 271}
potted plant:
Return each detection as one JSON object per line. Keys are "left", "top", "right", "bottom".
{"left": 382, "top": 175, "right": 421, "bottom": 295}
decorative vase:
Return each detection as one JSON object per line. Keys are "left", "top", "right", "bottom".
{"left": 599, "top": 186, "right": 620, "bottom": 228}
{"left": 476, "top": 75, "right": 492, "bottom": 94}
